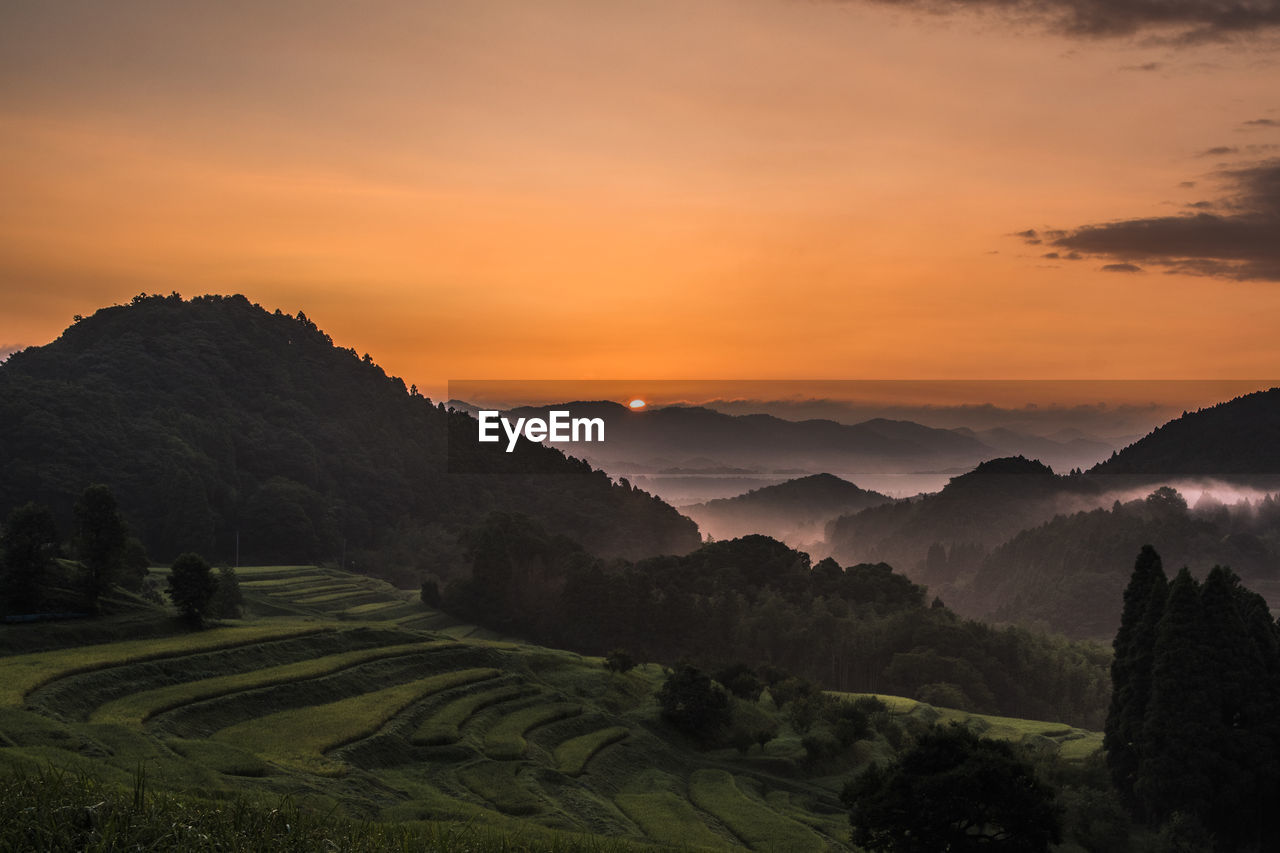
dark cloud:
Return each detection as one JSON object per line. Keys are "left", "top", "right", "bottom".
{"left": 1179, "top": 181, "right": 1198, "bottom": 188}
{"left": 1102, "top": 263, "right": 1144, "bottom": 273}
{"left": 1042, "top": 251, "right": 1060, "bottom": 258}
{"left": 1023, "top": 159, "right": 1280, "bottom": 281}
{"left": 1198, "top": 146, "right": 1238, "bottom": 157}
{"left": 1243, "top": 118, "right": 1280, "bottom": 127}
{"left": 1119, "top": 61, "right": 1163, "bottom": 71}
{"left": 852, "top": 0, "right": 1280, "bottom": 41}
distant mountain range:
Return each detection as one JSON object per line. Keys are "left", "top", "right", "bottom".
{"left": 819, "top": 388, "right": 1280, "bottom": 637}
{"left": 454, "top": 400, "right": 1120, "bottom": 504}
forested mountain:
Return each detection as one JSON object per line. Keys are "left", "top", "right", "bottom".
{"left": 445, "top": 517, "right": 1112, "bottom": 728}
{"left": 955, "top": 487, "right": 1280, "bottom": 639}
{"left": 1092, "top": 387, "right": 1280, "bottom": 475}
{"left": 0, "top": 294, "right": 700, "bottom": 575}
{"left": 824, "top": 457, "right": 1104, "bottom": 586}
{"left": 680, "top": 473, "right": 891, "bottom": 547}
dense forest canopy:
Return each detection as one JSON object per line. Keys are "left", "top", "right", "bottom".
{"left": 445, "top": 517, "right": 1112, "bottom": 728}
{"left": 0, "top": 294, "right": 700, "bottom": 577}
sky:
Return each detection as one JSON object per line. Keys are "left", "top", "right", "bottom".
{"left": 2, "top": 0, "right": 1279, "bottom": 404}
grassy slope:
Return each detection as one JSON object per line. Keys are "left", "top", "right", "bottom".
{"left": 0, "top": 565, "right": 1104, "bottom": 851}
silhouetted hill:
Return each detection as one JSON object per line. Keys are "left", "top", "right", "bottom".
{"left": 825, "top": 456, "right": 1104, "bottom": 587}
{"left": 1091, "top": 387, "right": 1280, "bottom": 476}
{"left": 0, "top": 294, "right": 700, "bottom": 574}
{"left": 954, "top": 486, "right": 1280, "bottom": 639}
{"left": 680, "top": 473, "right": 892, "bottom": 547}
{"left": 952, "top": 426, "right": 1114, "bottom": 474}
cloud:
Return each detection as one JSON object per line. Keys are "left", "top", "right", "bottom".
{"left": 1019, "top": 158, "right": 1280, "bottom": 281}
{"left": 1198, "top": 146, "right": 1238, "bottom": 157}
{"left": 849, "top": 0, "right": 1280, "bottom": 42}
{"left": 1119, "top": 62, "right": 1162, "bottom": 71}
{"left": 1102, "top": 263, "right": 1143, "bottom": 273}
{"left": 1243, "top": 118, "right": 1280, "bottom": 127}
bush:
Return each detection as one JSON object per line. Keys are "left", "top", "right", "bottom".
{"left": 209, "top": 566, "right": 243, "bottom": 619}
{"left": 657, "top": 664, "right": 730, "bottom": 743}
{"left": 166, "top": 552, "right": 218, "bottom": 626}
{"left": 605, "top": 649, "right": 636, "bottom": 674}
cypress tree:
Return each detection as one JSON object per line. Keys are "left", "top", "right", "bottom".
{"left": 1200, "top": 567, "right": 1280, "bottom": 849}
{"left": 1135, "top": 568, "right": 1217, "bottom": 824}
{"left": 1104, "top": 545, "right": 1167, "bottom": 802}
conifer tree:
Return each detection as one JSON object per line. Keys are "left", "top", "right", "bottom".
{"left": 1135, "top": 568, "right": 1216, "bottom": 825}
{"left": 1104, "top": 545, "right": 1167, "bottom": 803}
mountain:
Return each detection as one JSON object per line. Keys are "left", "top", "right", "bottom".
{"left": 951, "top": 426, "right": 1115, "bottom": 474}
{"left": 1091, "top": 387, "right": 1280, "bottom": 476}
{"left": 954, "top": 487, "right": 1280, "bottom": 639}
{"left": 0, "top": 294, "right": 700, "bottom": 575}
{"left": 824, "top": 457, "right": 1105, "bottom": 588}
{"left": 501, "top": 402, "right": 998, "bottom": 503}
{"left": 680, "top": 473, "right": 892, "bottom": 548}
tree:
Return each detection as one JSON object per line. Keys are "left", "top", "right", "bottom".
{"left": 75, "top": 484, "right": 129, "bottom": 611}
{"left": 657, "top": 664, "right": 730, "bottom": 742}
{"left": 842, "top": 724, "right": 1061, "bottom": 853}
{"left": 167, "top": 552, "right": 218, "bottom": 626}
{"left": 1134, "top": 568, "right": 1217, "bottom": 825}
{"left": 1104, "top": 544, "right": 1167, "bottom": 803}
{"left": 419, "top": 578, "right": 441, "bottom": 608}
{"left": 0, "top": 502, "right": 59, "bottom": 613}
{"left": 604, "top": 649, "right": 636, "bottom": 673}
{"left": 208, "top": 566, "right": 243, "bottom": 619}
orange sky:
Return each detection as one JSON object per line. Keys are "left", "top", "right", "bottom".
{"left": 2, "top": 0, "right": 1279, "bottom": 402}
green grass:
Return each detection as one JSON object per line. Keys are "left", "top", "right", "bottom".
{"left": 0, "top": 624, "right": 330, "bottom": 707}
{"left": 342, "top": 601, "right": 404, "bottom": 616}
{"left": 459, "top": 761, "right": 548, "bottom": 816}
{"left": 688, "top": 770, "right": 827, "bottom": 853}
{"left": 89, "top": 641, "right": 442, "bottom": 726}
{"left": 412, "top": 684, "right": 531, "bottom": 745}
{"left": 0, "top": 764, "right": 665, "bottom": 853}
{"left": 555, "top": 726, "right": 629, "bottom": 776}
{"left": 238, "top": 574, "right": 331, "bottom": 588}
{"left": 212, "top": 667, "right": 500, "bottom": 774}
{"left": 483, "top": 703, "right": 582, "bottom": 760}
{"left": 163, "top": 738, "right": 270, "bottom": 777}
{"left": 615, "top": 791, "right": 731, "bottom": 850}
{"left": 841, "top": 691, "right": 1102, "bottom": 759}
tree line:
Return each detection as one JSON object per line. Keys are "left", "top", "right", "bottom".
{"left": 443, "top": 513, "right": 1112, "bottom": 728}
{"left": 1105, "top": 545, "right": 1280, "bottom": 851}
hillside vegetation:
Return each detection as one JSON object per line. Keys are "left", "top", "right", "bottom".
{"left": 0, "top": 293, "right": 699, "bottom": 577}
{"left": 681, "top": 474, "right": 891, "bottom": 548}
{"left": 0, "top": 563, "right": 1106, "bottom": 851}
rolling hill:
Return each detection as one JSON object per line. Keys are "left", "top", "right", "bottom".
{"left": 0, "top": 564, "right": 1103, "bottom": 851}
{"left": 1091, "top": 386, "right": 1280, "bottom": 476}
{"left": 0, "top": 294, "right": 700, "bottom": 574}
{"left": 680, "top": 474, "right": 892, "bottom": 548}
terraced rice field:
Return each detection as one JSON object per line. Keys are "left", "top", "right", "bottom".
{"left": 0, "top": 564, "right": 1102, "bottom": 850}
